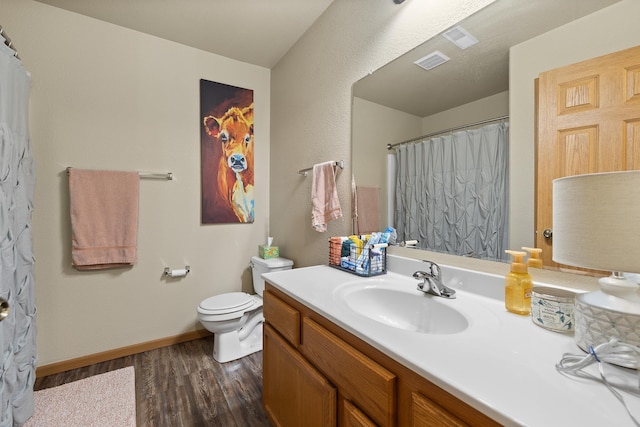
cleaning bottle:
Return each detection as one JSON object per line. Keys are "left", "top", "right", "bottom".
{"left": 522, "top": 247, "right": 543, "bottom": 269}
{"left": 505, "top": 250, "right": 533, "bottom": 315}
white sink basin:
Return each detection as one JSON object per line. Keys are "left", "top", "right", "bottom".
{"left": 335, "top": 278, "right": 469, "bottom": 334}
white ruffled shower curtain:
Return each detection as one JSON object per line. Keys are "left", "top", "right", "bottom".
{"left": 394, "top": 122, "right": 509, "bottom": 261}
{"left": 0, "top": 42, "right": 36, "bottom": 426}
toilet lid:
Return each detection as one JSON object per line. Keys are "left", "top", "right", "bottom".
{"left": 198, "top": 292, "right": 254, "bottom": 314}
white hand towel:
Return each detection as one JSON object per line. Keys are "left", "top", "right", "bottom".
{"left": 311, "top": 161, "right": 342, "bottom": 232}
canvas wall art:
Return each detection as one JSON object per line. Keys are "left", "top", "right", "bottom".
{"left": 200, "top": 79, "right": 254, "bottom": 224}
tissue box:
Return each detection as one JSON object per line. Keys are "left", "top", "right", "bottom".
{"left": 259, "top": 245, "right": 279, "bottom": 259}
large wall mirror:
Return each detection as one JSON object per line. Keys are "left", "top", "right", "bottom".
{"left": 351, "top": 0, "right": 622, "bottom": 261}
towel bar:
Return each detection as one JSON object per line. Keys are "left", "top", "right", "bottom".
{"left": 139, "top": 172, "right": 174, "bottom": 180}
{"left": 298, "top": 160, "right": 344, "bottom": 177}
{"left": 66, "top": 167, "right": 173, "bottom": 180}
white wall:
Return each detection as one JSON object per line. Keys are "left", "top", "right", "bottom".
{"left": 509, "top": 0, "right": 640, "bottom": 251}
{"left": 3, "top": 0, "right": 271, "bottom": 365}
{"left": 352, "top": 97, "right": 421, "bottom": 231}
{"left": 271, "top": 0, "right": 496, "bottom": 267}
{"left": 421, "top": 91, "right": 508, "bottom": 135}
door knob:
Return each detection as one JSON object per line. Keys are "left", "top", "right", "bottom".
{"left": 543, "top": 228, "right": 553, "bottom": 239}
{"left": 0, "top": 297, "right": 8, "bottom": 322}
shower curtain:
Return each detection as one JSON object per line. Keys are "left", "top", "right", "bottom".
{"left": 0, "top": 43, "right": 36, "bottom": 426}
{"left": 394, "top": 122, "right": 509, "bottom": 261}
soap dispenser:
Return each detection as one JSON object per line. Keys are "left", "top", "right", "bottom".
{"left": 505, "top": 250, "right": 533, "bottom": 315}
{"left": 522, "top": 247, "right": 543, "bottom": 268}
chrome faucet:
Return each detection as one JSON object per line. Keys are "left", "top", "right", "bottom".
{"left": 413, "top": 261, "right": 456, "bottom": 299}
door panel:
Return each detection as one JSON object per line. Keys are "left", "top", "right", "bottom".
{"left": 627, "top": 119, "right": 640, "bottom": 169}
{"left": 557, "top": 126, "right": 598, "bottom": 177}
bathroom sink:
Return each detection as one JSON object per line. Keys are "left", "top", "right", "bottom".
{"left": 335, "top": 280, "right": 469, "bottom": 334}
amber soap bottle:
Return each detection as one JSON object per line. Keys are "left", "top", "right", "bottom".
{"left": 504, "top": 250, "right": 533, "bottom": 315}
{"left": 522, "top": 247, "right": 543, "bottom": 268}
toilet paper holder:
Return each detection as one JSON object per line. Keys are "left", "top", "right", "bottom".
{"left": 164, "top": 266, "right": 190, "bottom": 278}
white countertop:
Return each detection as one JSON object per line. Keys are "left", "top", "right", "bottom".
{"left": 263, "top": 255, "right": 640, "bottom": 427}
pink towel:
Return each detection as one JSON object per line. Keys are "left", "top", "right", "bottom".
{"left": 69, "top": 168, "right": 140, "bottom": 270}
{"left": 351, "top": 174, "right": 358, "bottom": 234}
{"left": 355, "top": 186, "right": 380, "bottom": 234}
{"left": 311, "top": 161, "right": 342, "bottom": 232}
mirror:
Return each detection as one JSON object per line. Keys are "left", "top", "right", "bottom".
{"left": 351, "top": 0, "right": 620, "bottom": 260}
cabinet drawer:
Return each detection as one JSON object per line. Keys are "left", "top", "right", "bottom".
{"left": 302, "top": 317, "right": 396, "bottom": 427}
{"left": 263, "top": 289, "right": 300, "bottom": 346}
{"left": 411, "top": 392, "right": 467, "bottom": 427}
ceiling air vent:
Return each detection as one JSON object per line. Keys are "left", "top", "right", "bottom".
{"left": 442, "top": 25, "right": 478, "bottom": 49}
{"left": 414, "top": 51, "right": 450, "bottom": 71}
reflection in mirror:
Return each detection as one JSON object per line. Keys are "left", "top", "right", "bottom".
{"left": 393, "top": 119, "right": 509, "bottom": 261}
{"left": 351, "top": 0, "right": 620, "bottom": 261}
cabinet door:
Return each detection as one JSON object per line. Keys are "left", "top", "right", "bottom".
{"left": 343, "top": 399, "right": 377, "bottom": 427}
{"left": 411, "top": 392, "right": 467, "bottom": 427}
{"left": 302, "top": 317, "right": 396, "bottom": 427}
{"left": 263, "top": 324, "right": 337, "bottom": 427}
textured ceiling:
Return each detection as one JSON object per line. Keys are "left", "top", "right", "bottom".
{"left": 353, "top": 0, "right": 621, "bottom": 117}
{"left": 33, "top": 0, "right": 620, "bottom": 116}
{"left": 34, "top": 0, "right": 335, "bottom": 68}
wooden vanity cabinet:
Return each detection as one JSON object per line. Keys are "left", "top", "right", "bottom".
{"left": 263, "top": 284, "right": 501, "bottom": 427}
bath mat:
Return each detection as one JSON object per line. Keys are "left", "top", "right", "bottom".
{"left": 25, "top": 366, "right": 136, "bottom": 427}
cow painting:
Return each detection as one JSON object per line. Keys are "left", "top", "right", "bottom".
{"left": 203, "top": 104, "right": 254, "bottom": 222}
{"left": 200, "top": 80, "right": 254, "bottom": 224}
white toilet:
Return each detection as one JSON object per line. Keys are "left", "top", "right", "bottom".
{"left": 197, "top": 256, "right": 293, "bottom": 363}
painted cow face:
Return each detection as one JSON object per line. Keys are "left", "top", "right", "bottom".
{"left": 204, "top": 105, "right": 254, "bottom": 174}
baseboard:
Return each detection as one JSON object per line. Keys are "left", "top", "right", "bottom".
{"left": 36, "top": 329, "right": 211, "bottom": 378}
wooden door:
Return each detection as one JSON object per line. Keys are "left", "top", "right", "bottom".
{"left": 536, "top": 45, "right": 640, "bottom": 269}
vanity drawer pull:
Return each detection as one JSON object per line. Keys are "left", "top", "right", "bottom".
{"left": 302, "top": 317, "right": 396, "bottom": 427}
{"left": 263, "top": 290, "right": 300, "bottom": 346}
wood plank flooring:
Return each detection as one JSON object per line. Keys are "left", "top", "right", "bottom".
{"left": 33, "top": 337, "right": 272, "bottom": 427}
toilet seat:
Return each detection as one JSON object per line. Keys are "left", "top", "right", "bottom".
{"left": 198, "top": 292, "right": 255, "bottom": 315}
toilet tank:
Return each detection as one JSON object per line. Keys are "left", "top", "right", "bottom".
{"left": 250, "top": 256, "right": 293, "bottom": 296}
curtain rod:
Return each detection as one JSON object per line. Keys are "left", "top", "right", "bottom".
{"left": 0, "top": 25, "right": 20, "bottom": 60}
{"left": 386, "top": 115, "right": 509, "bottom": 150}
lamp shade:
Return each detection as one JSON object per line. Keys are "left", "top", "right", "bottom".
{"left": 554, "top": 171, "right": 640, "bottom": 360}
{"left": 552, "top": 171, "right": 640, "bottom": 274}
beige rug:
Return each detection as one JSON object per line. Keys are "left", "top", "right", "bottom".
{"left": 25, "top": 366, "right": 136, "bottom": 427}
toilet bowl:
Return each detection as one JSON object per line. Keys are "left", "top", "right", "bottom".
{"left": 197, "top": 256, "right": 293, "bottom": 363}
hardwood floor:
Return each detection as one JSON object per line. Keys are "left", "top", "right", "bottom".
{"left": 33, "top": 337, "right": 272, "bottom": 427}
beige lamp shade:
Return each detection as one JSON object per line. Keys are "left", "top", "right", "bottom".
{"left": 552, "top": 171, "right": 640, "bottom": 274}
{"left": 554, "top": 171, "right": 640, "bottom": 359}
